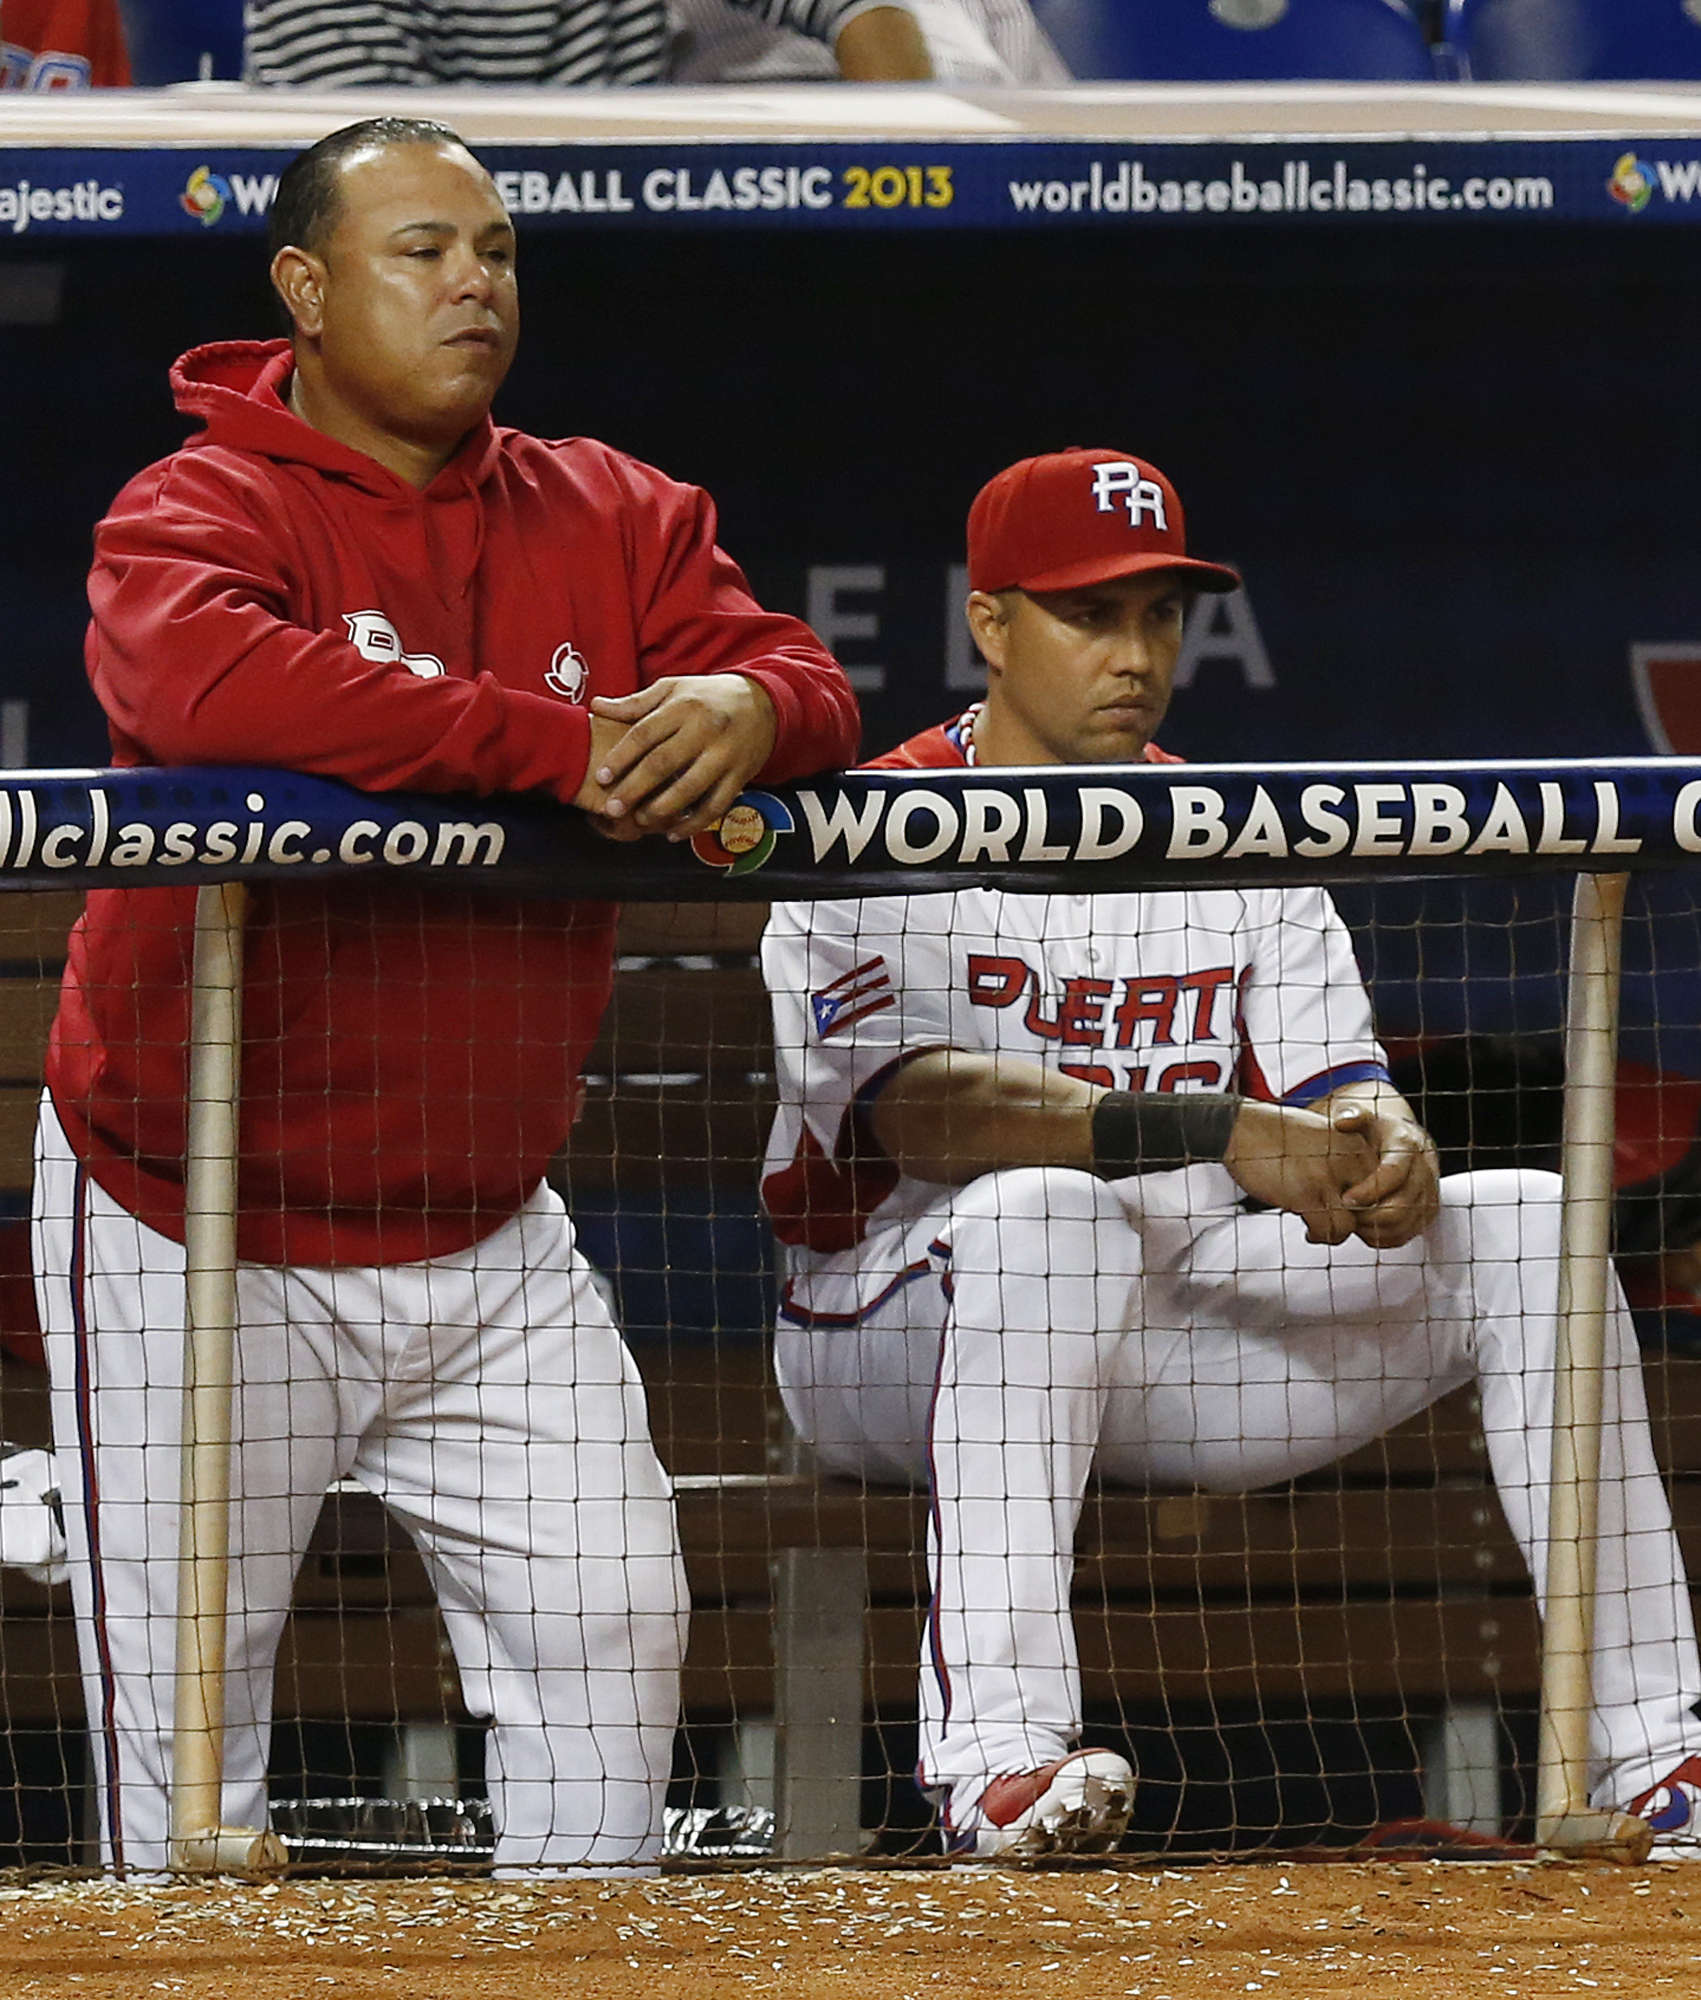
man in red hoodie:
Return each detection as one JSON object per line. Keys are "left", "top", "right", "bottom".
{"left": 34, "top": 116, "right": 858, "bottom": 1875}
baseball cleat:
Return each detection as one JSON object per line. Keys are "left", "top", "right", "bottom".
{"left": 1627, "top": 1754, "right": 1701, "bottom": 1856}
{"left": 0, "top": 1444, "right": 68, "bottom": 1588}
{"left": 949, "top": 1748, "right": 1134, "bottom": 1861}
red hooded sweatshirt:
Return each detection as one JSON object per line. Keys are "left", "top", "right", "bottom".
{"left": 47, "top": 340, "right": 858, "bottom": 1267}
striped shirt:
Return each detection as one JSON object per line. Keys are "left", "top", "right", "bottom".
{"left": 244, "top": 0, "right": 890, "bottom": 87}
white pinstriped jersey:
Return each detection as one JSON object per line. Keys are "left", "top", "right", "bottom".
{"left": 760, "top": 882, "right": 1390, "bottom": 1260}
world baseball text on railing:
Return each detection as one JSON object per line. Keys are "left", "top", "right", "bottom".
{"left": 8, "top": 759, "right": 1701, "bottom": 897}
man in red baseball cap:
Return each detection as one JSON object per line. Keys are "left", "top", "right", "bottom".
{"left": 956, "top": 446, "right": 1239, "bottom": 769}
{"left": 875, "top": 446, "right": 1239, "bottom": 774}
{"left": 758, "top": 448, "right": 1701, "bottom": 1863}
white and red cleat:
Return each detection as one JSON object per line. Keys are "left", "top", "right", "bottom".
{"left": 1628, "top": 1754, "right": 1701, "bottom": 1856}
{"left": 948, "top": 1749, "right": 1135, "bottom": 1861}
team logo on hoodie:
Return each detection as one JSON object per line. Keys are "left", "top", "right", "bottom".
{"left": 545, "top": 643, "right": 589, "bottom": 702}
{"left": 343, "top": 611, "right": 445, "bottom": 680}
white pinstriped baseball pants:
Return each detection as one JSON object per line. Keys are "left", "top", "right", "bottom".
{"left": 32, "top": 1096, "right": 686, "bottom": 1876}
{"left": 777, "top": 1167, "right": 1701, "bottom": 1813}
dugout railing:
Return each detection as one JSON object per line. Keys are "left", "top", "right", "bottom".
{"left": 3, "top": 758, "right": 1701, "bottom": 1867}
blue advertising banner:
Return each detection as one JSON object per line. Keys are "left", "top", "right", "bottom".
{"left": 2, "top": 135, "right": 1700, "bottom": 238}
{"left": 10, "top": 760, "right": 1701, "bottom": 898}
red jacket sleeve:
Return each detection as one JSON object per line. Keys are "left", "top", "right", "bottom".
{"left": 86, "top": 452, "right": 596, "bottom": 800}
{"left": 86, "top": 440, "right": 859, "bottom": 801}
{"left": 610, "top": 453, "right": 861, "bottom": 784}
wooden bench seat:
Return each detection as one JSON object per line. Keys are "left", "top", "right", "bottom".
{"left": 11, "top": 1347, "right": 1701, "bottom": 1708}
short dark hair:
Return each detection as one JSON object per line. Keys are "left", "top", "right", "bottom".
{"left": 267, "top": 117, "right": 472, "bottom": 261}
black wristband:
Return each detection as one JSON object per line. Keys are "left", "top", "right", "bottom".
{"left": 1090, "top": 1090, "right": 1242, "bottom": 1179}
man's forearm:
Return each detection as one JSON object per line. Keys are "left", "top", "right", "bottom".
{"left": 835, "top": 4, "right": 932, "bottom": 78}
{"left": 864, "top": 1050, "right": 1388, "bottom": 1241}
{"left": 865, "top": 1050, "right": 1099, "bottom": 1184}
{"left": 866, "top": 1050, "right": 1241, "bottom": 1185}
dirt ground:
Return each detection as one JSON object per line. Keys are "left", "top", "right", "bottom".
{"left": 2, "top": 1859, "right": 1697, "bottom": 2000}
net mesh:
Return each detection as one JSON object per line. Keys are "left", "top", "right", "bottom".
{"left": 0, "top": 860, "right": 1697, "bottom": 1867}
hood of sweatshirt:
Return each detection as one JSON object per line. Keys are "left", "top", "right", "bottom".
{"left": 168, "top": 339, "right": 505, "bottom": 499}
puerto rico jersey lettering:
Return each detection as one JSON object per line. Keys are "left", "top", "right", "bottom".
{"left": 762, "top": 713, "right": 1387, "bottom": 1259}
{"left": 763, "top": 881, "right": 1387, "bottom": 1256}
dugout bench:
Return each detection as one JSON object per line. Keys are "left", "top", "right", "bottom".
{"left": 0, "top": 891, "right": 1699, "bottom": 1858}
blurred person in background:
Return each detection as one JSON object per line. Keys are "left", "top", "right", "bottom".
{"left": 1, "top": 0, "right": 130, "bottom": 85}
{"left": 245, "top": 0, "right": 935, "bottom": 85}
{"left": 668, "top": 0, "right": 1067, "bottom": 84}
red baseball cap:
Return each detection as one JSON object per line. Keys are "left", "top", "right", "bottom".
{"left": 967, "top": 447, "right": 1241, "bottom": 596}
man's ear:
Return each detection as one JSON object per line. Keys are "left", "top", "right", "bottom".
{"left": 965, "top": 591, "right": 1010, "bottom": 674}
{"left": 271, "top": 246, "right": 327, "bottom": 337}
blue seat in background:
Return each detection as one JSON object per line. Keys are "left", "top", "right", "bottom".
{"left": 1028, "top": 0, "right": 1439, "bottom": 81}
{"left": 1446, "top": 0, "right": 1701, "bottom": 79}
{"left": 116, "top": 0, "right": 244, "bottom": 84}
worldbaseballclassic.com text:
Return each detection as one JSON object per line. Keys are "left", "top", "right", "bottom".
{"left": 0, "top": 787, "right": 505, "bottom": 875}
{"left": 1006, "top": 158, "right": 1554, "bottom": 218}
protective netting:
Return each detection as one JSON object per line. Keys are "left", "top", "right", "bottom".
{"left": 1, "top": 820, "right": 1700, "bottom": 1868}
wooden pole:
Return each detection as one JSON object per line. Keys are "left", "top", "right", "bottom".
{"left": 1536, "top": 870, "right": 1650, "bottom": 1863}
{"left": 169, "top": 880, "right": 284, "bottom": 1874}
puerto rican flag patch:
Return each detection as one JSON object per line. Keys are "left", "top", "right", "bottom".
{"left": 811, "top": 957, "right": 895, "bottom": 1038}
